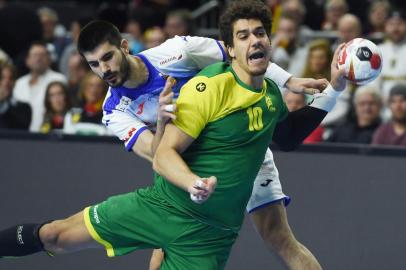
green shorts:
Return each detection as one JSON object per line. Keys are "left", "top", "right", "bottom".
{"left": 83, "top": 186, "right": 238, "bottom": 270}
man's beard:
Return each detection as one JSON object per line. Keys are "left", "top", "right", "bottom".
{"left": 104, "top": 51, "right": 130, "bottom": 87}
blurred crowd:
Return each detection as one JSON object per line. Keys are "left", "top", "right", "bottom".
{"left": 0, "top": 0, "right": 405, "bottom": 147}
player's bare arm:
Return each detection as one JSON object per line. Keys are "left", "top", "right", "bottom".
{"left": 153, "top": 123, "right": 217, "bottom": 203}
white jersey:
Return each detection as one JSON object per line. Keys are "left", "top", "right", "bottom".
{"left": 102, "top": 36, "right": 225, "bottom": 151}
{"left": 102, "top": 35, "right": 290, "bottom": 211}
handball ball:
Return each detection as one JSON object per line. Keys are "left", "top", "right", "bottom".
{"left": 337, "top": 38, "right": 382, "bottom": 85}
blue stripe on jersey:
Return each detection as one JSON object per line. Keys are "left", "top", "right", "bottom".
{"left": 215, "top": 40, "right": 226, "bottom": 62}
{"left": 125, "top": 126, "right": 148, "bottom": 152}
{"left": 103, "top": 54, "right": 192, "bottom": 125}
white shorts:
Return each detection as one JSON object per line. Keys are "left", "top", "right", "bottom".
{"left": 246, "top": 148, "right": 291, "bottom": 213}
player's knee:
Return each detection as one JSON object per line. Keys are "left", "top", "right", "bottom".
{"left": 39, "top": 221, "right": 65, "bottom": 250}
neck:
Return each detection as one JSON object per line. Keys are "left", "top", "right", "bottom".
{"left": 231, "top": 61, "right": 264, "bottom": 90}
{"left": 393, "top": 119, "right": 406, "bottom": 133}
{"left": 122, "top": 55, "right": 149, "bottom": 89}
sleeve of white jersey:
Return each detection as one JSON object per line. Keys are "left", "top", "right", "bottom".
{"left": 102, "top": 109, "right": 148, "bottom": 152}
{"left": 183, "top": 36, "right": 226, "bottom": 69}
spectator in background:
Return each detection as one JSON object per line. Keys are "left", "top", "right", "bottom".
{"left": 0, "top": 2, "right": 42, "bottom": 76}
{"left": 372, "top": 84, "right": 406, "bottom": 146}
{"left": 323, "top": 14, "right": 362, "bottom": 131}
{"left": 365, "top": 0, "right": 391, "bottom": 40}
{"left": 332, "top": 13, "right": 362, "bottom": 51}
{"left": 64, "top": 72, "right": 109, "bottom": 135}
{"left": 59, "top": 17, "right": 92, "bottom": 78}
{"left": 327, "top": 85, "right": 382, "bottom": 144}
{"left": 125, "top": 17, "right": 145, "bottom": 54}
{"left": 40, "top": 81, "right": 71, "bottom": 133}
{"left": 281, "top": 0, "right": 313, "bottom": 43}
{"left": 302, "top": 39, "right": 332, "bottom": 80}
{"left": 284, "top": 91, "right": 324, "bottom": 143}
{"left": 37, "top": 7, "right": 69, "bottom": 66}
{"left": 66, "top": 52, "right": 90, "bottom": 106}
{"left": 13, "top": 41, "right": 66, "bottom": 132}
{"left": 144, "top": 27, "right": 166, "bottom": 49}
{"left": 0, "top": 64, "right": 31, "bottom": 130}
{"left": 271, "top": 15, "right": 307, "bottom": 76}
{"left": 376, "top": 9, "right": 406, "bottom": 120}
{"left": 322, "top": 0, "right": 349, "bottom": 31}
{"left": 164, "top": 9, "right": 191, "bottom": 38}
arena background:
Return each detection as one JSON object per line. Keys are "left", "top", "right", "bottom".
{"left": 1, "top": 133, "right": 406, "bottom": 270}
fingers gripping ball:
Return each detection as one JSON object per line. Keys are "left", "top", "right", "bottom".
{"left": 337, "top": 38, "right": 382, "bottom": 85}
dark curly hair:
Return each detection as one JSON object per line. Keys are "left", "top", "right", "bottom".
{"left": 219, "top": 0, "right": 272, "bottom": 48}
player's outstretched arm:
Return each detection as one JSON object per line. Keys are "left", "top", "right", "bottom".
{"left": 153, "top": 123, "right": 216, "bottom": 203}
{"left": 217, "top": 40, "right": 328, "bottom": 94}
{"left": 273, "top": 44, "right": 347, "bottom": 151}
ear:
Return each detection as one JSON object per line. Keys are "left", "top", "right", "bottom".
{"left": 227, "top": 46, "right": 235, "bottom": 59}
{"left": 120, "top": 39, "right": 130, "bottom": 54}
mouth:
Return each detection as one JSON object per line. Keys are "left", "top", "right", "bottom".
{"left": 105, "top": 74, "right": 117, "bottom": 83}
{"left": 248, "top": 51, "right": 266, "bottom": 64}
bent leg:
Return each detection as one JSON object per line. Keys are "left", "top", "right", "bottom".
{"left": 250, "top": 202, "right": 322, "bottom": 270}
{"left": 40, "top": 210, "right": 101, "bottom": 254}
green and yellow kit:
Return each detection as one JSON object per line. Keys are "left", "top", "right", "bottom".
{"left": 84, "top": 62, "right": 288, "bottom": 269}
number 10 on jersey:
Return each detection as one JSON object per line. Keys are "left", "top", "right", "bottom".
{"left": 247, "top": 107, "right": 263, "bottom": 131}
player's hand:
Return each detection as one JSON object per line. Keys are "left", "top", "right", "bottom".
{"left": 158, "top": 76, "right": 177, "bottom": 125}
{"left": 285, "top": 77, "right": 329, "bottom": 95}
{"left": 329, "top": 43, "right": 347, "bottom": 92}
{"left": 188, "top": 176, "right": 217, "bottom": 204}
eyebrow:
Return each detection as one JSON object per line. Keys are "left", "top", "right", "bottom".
{"left": 88, "top": 50, "right": 114, "bottom": 65}
{"left": 235, "top": 26, "right": 266, "bottom": 35}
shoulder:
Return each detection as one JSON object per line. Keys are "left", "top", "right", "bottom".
{"left": 181, "top": 62, "right": 230, "bottom": 93}
{"left": 46, "top": 70, "right": 66, "bottom": 81}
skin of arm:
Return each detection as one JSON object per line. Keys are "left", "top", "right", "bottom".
{"left": 152, "top": 123, "right": 197, "bottom": 191}
{"left": 130, "top": 77, "right": 177, "bottom": 162}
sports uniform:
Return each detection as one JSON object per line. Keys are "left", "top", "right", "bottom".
{"left": 85, "top": 62, "right": 288, "bottom": 269}
{"left": 102, "top": 36, "right": 291, "bottom": 213}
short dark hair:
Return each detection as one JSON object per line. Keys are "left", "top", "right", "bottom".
{"left": 389, "top": 84, "right": 406, "bottom": 100}
{"left": 219, "top": 0, "right": 272, "bottom": 48}
{"left": 77, "top": 20, "right": 122, "bottom": 56}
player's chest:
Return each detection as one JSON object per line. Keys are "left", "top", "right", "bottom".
{"left": 204, "top": 93, "right": 281, "bottom": 143}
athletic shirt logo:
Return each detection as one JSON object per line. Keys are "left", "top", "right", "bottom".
{"left": 196, "top": 82, "right": 206, "bottom": 92}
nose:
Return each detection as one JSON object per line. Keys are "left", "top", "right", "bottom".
{"left": 100, "top": 61, "right": 110, "bottom": 74}
{"left": 250, "top": 34, "right": 261, "bottom": 47}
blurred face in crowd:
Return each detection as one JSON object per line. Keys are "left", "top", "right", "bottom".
{"left": 276, "top": 17, "right": 298, "bottom": 46}
{"left": 26, "top": 44, "right": 50, "bottom": 75}
{"left": 40, "top": 13, "right": 57, "bottom": 40}
{"left": 354, "top": 92, "right": 381, "bottom": 127}
{"left": 390, "top": 95, "right": 406, "bottom": 123}
{"left": 385, "top": 17, "right": 406, "bottom": 43}
{"left": 165, "top": 15, "right": 188, "bottom": 38}
{"left": 338, "top": 15, "right": 361, "bottom": 42}
{"left": 0, "top": 67, "right": 15, "bottom": 101}
{"left": 228, "top": 19, "right": 272, "bottom": 78}
{"left": 325, "top": 1, "right": 347, "bottom": 28}
{"left": 83, "top": 74, "right": 107, "bottom": 104}
{"left": 68, "top": 53, "right": 88, "bottom": 85}
{"left": 284, "top": 91, "right": 306, "bottom": 111}
{"left": 125, "top": 20, "right": 143, "bottom": 40}
{"left": 369, "top": 2, "right": 389, "bottom": 31}
{"left": 282, "top": 0, "right": 305, "bottom": 24}
{"left": 84, "top": 41, "right": 130, "bottom": 87}
{"left": 70, "top": 21, "right": 82, "bottom": 43}
{"left": 144, "top": 27, "right": 166, "bottom": 49}
{"left": 47, "top": 83, "right": 67, "bottom": 114}
{"left": 309, "top": 47, "right": 329, "bottom": 74}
